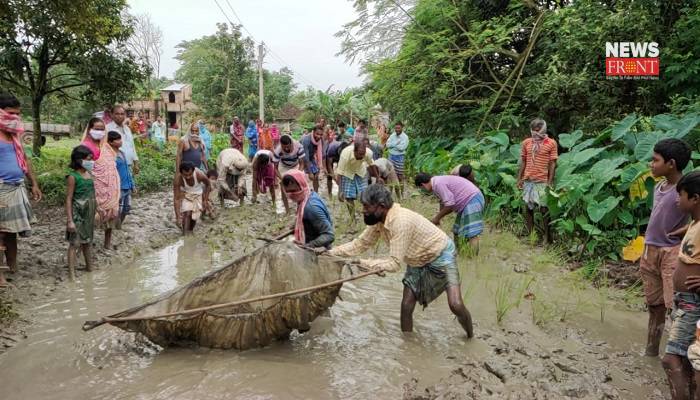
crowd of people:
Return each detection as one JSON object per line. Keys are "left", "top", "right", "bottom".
{"left": 5, "top": 90, "right": 700, "bottom": 398}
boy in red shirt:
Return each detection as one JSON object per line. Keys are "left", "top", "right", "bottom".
{"left": 517, "top": 118, "right": 557, "bottom": 243}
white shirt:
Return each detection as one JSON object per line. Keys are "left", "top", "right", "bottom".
{"left": 374, "top": 158, "right": 395, "bottom": 178}
{"left": 107, "top": 121, "right": 139, "bottom": 165}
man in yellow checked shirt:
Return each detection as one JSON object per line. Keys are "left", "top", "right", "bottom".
{"left": 327, "top": 184, "right": 474, "bottom": 337}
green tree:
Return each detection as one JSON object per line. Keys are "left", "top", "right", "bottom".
{"left": 175, "top": 24, "right": 297, "bottom": 126}
{"left": 175, "top": 23, "right": 258, "bottom": 124}
{"left": 298, "top": 87, "right": 378, "bottom": 127}
{"left": 0, "top": 0, "right": 146, "bottom": 155}
{"left": 366, "top": 0, "right": 698, "bottom": 138}
{"left": 264, "top": 68, "right": 296, "bottom": 120}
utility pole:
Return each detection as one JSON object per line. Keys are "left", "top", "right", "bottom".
{"left": 258, "top": 42, "right": 266, "bottom": 122}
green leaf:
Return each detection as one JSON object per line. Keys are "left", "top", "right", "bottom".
{"left": 556, "top": 219, "right": 575, "bottom": 233}
{"left": 619, "top": 161, "right": 648, "bottom": 190}
{"left": 622, "top": 131, "right": 638, "bottom": 152}
{"left": 575, "top": 215, "right": 589, "bottom": 227}
{"left": 587, "top": 196, "right": 621, "bottom": 223}
{"left": 559, "top": 130, "right": 583, "bottom": 149}
{"left": 653, "top": 113, "right": 700, "bottom": 139}
{"left": 498, "top": 172, "right": 517, "bottom": 187}
{"left": 580, "top": 223, "right": 602, "bottom": 236}
{"left": 484, "top": 132, "right": 510, "bottom": 150}
{"left": 612, "top": 114, "right": 638, "bottom": 141}
{"left": 589, "top": 157, "right": 626, "bottom": 184}
{"left": 618, "top": 209, "right": 633, "bottom": 225}
{"left": 573, "top": 147, "right": 606, "bottom": 165}
{"left": 572, "top": 138, "right": 596, "bottom": 152}
{"left": 509, "top": 144, "right": 521, "bottom": 160}
{"left": 634, "top": 131, "right": 663, "bottom": 161}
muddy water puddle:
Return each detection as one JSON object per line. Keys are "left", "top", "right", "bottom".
{"left": 1, "top": 232, "right": 666, "bottom": 399}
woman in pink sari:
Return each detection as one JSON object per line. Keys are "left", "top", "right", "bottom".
{"left": 270, "top": 124, "right": 281, "bottom": 148}
{"left": 81, "top": 117, "right": 104, "bottom": 160}
{"left": 82, "top": 119, "right": 120, "bottom": 249}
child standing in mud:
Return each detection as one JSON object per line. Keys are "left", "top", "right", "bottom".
{"left": 662, "top": 171, "right": 700, "bottom": 400}
{"left": 65, "top": 145, "right": 96, "bottom": 280}
{"left": 107, "top": 131, "right": 135, "bottom": 228}
{"left": 642, "top": 139, "right": 691, "bottom": 357}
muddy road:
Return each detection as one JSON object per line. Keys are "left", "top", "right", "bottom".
{"left": 0, "top": 187, "right": 669, "bottom": 399}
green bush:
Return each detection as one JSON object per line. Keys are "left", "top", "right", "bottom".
{"left": 409, "top": 111, "right": 700, "bottom": 261}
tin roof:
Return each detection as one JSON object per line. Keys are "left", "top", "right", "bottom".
{"left": 161, "top": 83, "right": 188, "bottom": 91}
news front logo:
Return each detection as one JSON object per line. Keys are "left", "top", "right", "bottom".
{"left": 605, "top": 42, "right": 659, "bottom": 80}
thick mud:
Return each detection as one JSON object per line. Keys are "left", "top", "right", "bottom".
{"left": 0, "top": 185, "right": 670, "bottom": 399}
{"left": 0, "top": 187, "right": 289, "bottom": 352}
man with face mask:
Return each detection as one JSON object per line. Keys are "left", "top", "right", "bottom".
{"left": 106, "top": 105, "right": 140, "bottom": 175}
{"left": 516, "top": 118, "right": 558, "bottom": 243}
{"left": 335, "top": 141, "right": 382, "bottom": 226}
{"left": 327, "top": 184, "right": 474, "bottom": 338}
{"left": 216, "top": 148, "right": 249, "bottom": 206}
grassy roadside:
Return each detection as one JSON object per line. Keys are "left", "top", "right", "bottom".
{"left": 28, "top": 133, "right": 238, "bottom": 207}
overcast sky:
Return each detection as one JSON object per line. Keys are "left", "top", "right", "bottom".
{"left": 127, "top": 0, "right": 365, "bottom": 91}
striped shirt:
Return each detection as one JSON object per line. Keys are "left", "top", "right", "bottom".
{"left": 521, "top": 138, "right": 558, "bottom": 183}
{"left": 273, "top": 141, "right": 305, "bottom": 168}
{"left": 328, "top": 203, "right": 449, "bottom": 272}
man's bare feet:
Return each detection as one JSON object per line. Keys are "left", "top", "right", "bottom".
{"left": 0, "top": 266, "right": 9, "bottom": 287}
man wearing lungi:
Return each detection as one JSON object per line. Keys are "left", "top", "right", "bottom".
{"left": 334, "top": 142, "right": 381, "bottom": 228}
{"left": 516, "top": 118, "right": 558, "bottom": 243}
{"left": 0, "top": 93, "right": 43, "bottom": 285}
{"left": 414, "top": 172, "right": 485, "bottom": 254}
{"left": 328, "top": 184, "right": 473, "bottom": 337}
{"left": 386, "top": 122, "right": 409, "bottom": 198}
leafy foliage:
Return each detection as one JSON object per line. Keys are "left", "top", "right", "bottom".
{"left": 367, "top": 0, "right": 700, "bottom": 138}
{"left": 174, "top": 23, "right": 295, "bottom": 125}
{"left": 0, "top": 0, "right": 147, "bottom": 155}
{"left": 31, "top": 141, "right": 178, "bottom": 207}
{"left": 335, "top": 0, "right": 416, "bottom": 66}
{"left": 294, "top": 87, "right": 379, "bottom": 126}
{"left": 409, "top": 111, "right": 700, "bottom": 260}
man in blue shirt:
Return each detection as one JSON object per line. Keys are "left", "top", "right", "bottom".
{"left": 108, "top": 131, "right": 135, "bottom": 227}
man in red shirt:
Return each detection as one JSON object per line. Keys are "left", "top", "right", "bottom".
{"left": 516, "top": 118, "right": 558, "bottom": 243}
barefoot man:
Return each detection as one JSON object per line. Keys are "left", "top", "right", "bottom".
{"left": 327, "top": 184, "right": 474, "bottom": 337}
{"left": 334, "top": 141, "right": 381, "bottom": 227}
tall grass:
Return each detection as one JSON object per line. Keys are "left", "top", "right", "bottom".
{"left": 494, "top": 276, "right": 534, "bottom": 324}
